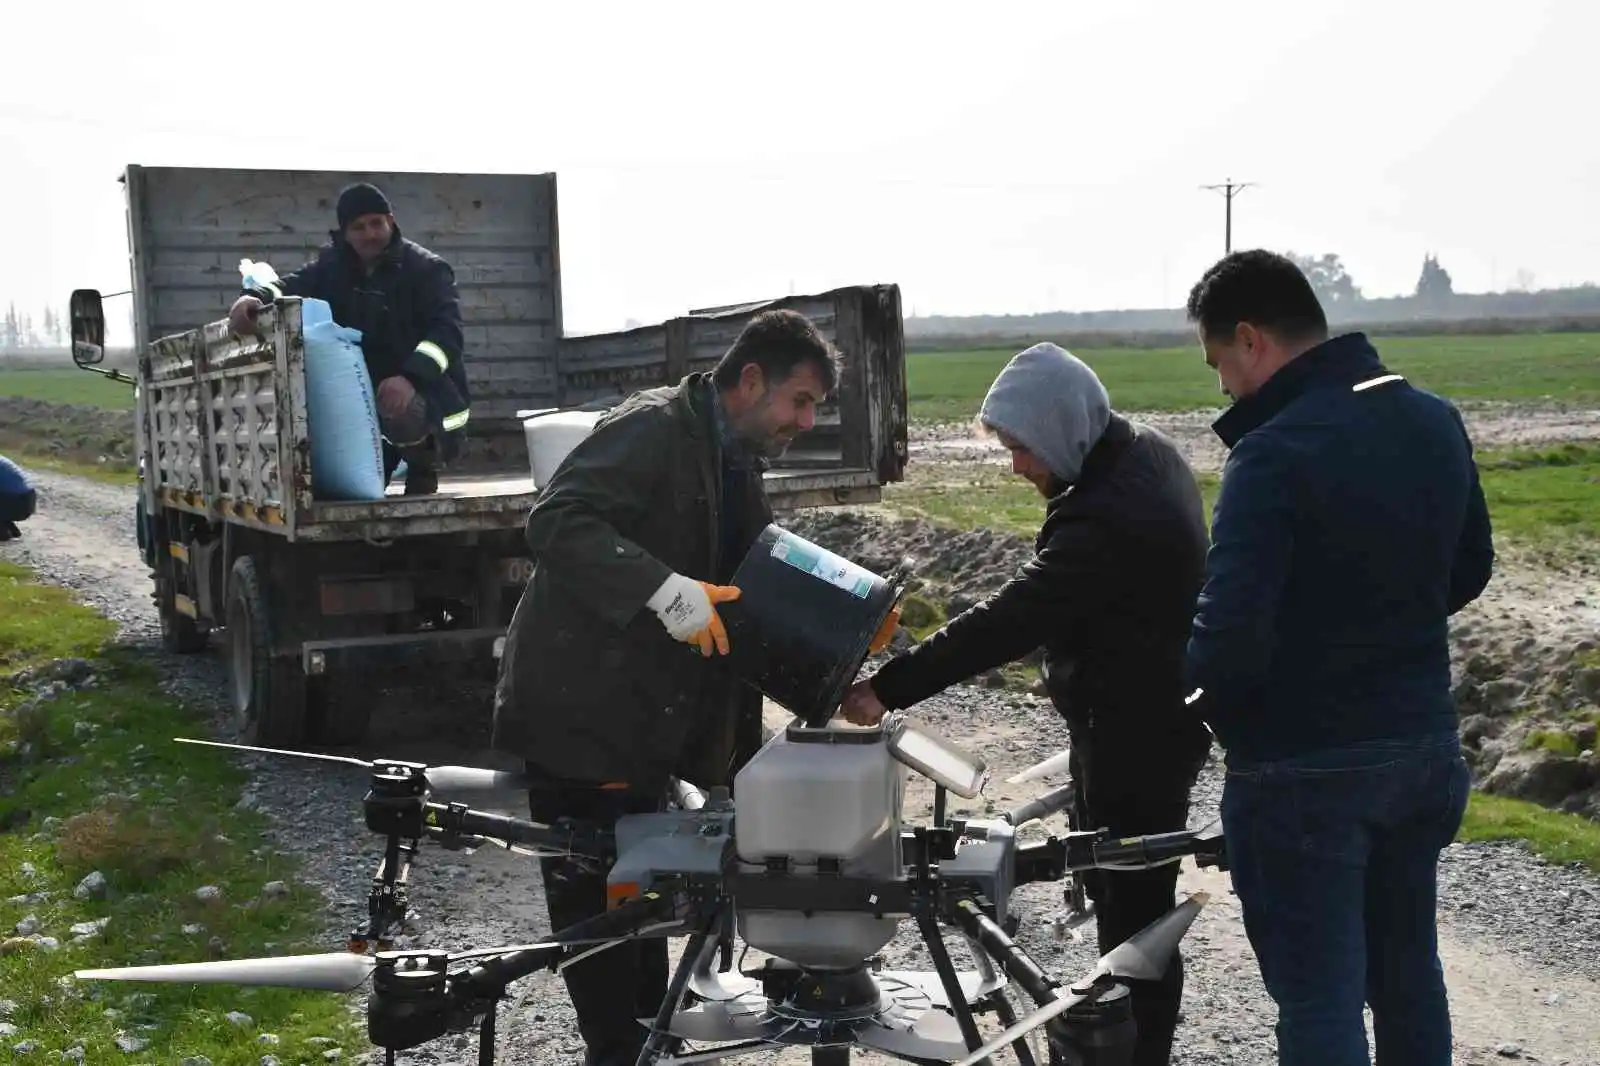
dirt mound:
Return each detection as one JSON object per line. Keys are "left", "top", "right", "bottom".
{"left": 785, "top": 509, "right": 1032, "bottom": 613}
{"left": 912, "top": 402, "right": 1600, "bottom": 476}
{"left": 789, "top": 506, "right": 1600, "bottom": 821}
{"left": 0, "top": 397, "right": 137, "bottom": 469}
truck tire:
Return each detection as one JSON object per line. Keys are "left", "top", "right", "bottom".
{"left": 154, "top": 570, "right": 208, "bottom": 654}
{"left": 226, "top": 555, "right": 306, "bottom": 747}
{"left": 306, "top": 675, "right": 373, "bottom": 748}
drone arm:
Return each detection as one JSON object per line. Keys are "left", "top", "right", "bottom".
{"left": 1012, "top": 826, "right": 1227, "bottom": 886}
{"left": 453, "top": 944, "right": 567, "bottom": 999}
{"left": 424, "top": 802, "right": 613, "bottom": 860}
{"left": 1087, "top": 828, "right": 1226, "bottom": 870}
{"left": 948, "top": 897, "right": 1057, "bottom": 1005}
{"left": 451, "top": 890, "right": 683, "bottom": 1004}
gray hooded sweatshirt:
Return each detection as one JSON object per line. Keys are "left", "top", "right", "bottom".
{"left": 978, "top": 342, "right": 1111, "bottom": 484}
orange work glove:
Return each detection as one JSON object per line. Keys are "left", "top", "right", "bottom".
{"left": 647, "top": 574, "right": 743, "bottom": 656}
{"left": 868, "top": 604, "right": 902, "bottom": 654}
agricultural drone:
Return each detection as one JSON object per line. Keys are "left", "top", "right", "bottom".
{"left": 76, "top": 719, "right": 1227, "bottom": 1066}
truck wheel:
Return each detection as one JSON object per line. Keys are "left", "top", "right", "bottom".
{"left": 226, "top": 555, "right": 306, "bottom": 746}
{"left": 306, "top": 676, "right": 373, "bottom": 747}
{"left": 154, "top": 570, "right": 208, "bottom": 654}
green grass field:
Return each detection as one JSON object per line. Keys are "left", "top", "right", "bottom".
{"left": 908, "top": 331, "right": 1600, "bottom": 423}
{"left": 0, "top": 563, "right": 366, "bottom": 1063}
{"left": 0, "top": 367, "right": 138, "bottom": 410}
{"left": 8, "top": 331, "right": 1600, "bottom": 423}
{"left": 884, "top": 443, "right": 1600, "bottom": 567}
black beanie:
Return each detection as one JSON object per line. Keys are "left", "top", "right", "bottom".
{"left": 336, "top": 183, "right": 393, "bottom": 229}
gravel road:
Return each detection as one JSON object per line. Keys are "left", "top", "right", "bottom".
{"left": 4, "top": 466, "right": 1598, "bottom": 1066}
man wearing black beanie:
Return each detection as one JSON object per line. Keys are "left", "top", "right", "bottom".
{"left": 228, "top": 181, "right": 472, "bottom": 495}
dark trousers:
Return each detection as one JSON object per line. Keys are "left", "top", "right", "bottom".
{"left": 380, "top": 437, "right": 438, "bottom": 484}
{"left": 0, "top": 488, "right": 34, "bottom": 540}
{"left": 1221, "top": 731, "right": 1468, "bottom": 1066}
{"left": 527, "top": 768, "right": 668, "bottom": 1066}
{"left": 1068, "top": 731, "right": 1206, "bottom": 1066}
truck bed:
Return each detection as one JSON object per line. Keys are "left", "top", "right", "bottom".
{"left": 302, "top": 465, "right": 882, "bottom": 543}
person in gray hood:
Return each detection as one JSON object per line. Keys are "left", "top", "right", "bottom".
{"left": 840, "top": 341, "right": 1212, "bottom": 1066}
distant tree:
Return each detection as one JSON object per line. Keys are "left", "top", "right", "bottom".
{"left": 1509, "top": 268, "right": 1537, "bottom": 293}
{"left": 1416, "top": 254, "right": 1454, "bottom": 302}
{"left": 1286, "top": 252, "right": 1363, "bottom": 305}
{"left": 21, "top": 312, "right": 37, "bottom": 347}
{"left": 42, "top": 307, "right": 56, "bottom": 343}
{"left": 2, "top": 302, "right": 18, "bottom": 349}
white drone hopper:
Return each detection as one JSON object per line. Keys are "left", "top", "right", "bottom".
{"left": 732, "top": 715, "right": 990, "bottom": 969}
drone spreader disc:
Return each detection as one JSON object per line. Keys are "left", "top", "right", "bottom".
{"left": 76, "top": 952, "right": 378, "bottom": 992}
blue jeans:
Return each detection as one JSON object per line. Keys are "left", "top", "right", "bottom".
{"left": 1221, "top": 732, "right": 1469, "bottom": 1066}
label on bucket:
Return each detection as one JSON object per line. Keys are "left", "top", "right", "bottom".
{"left": 770, "top": 532, "right": 875, "bottom": 599}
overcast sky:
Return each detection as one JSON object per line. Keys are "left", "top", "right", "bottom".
{"left": 2, "top": 0, "right": 1593, "bottom": 338}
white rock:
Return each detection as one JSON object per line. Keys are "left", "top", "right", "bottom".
{"left": 115, "top": 1032, "right": 150, "bottom": 1053}
{"left": 257, "top": 1033, "right": 281, "bottom": 1045}
{"left": 0, "top": 1023, "right": 16, "bottom": 1038}
{"left": 225, "top": 1011, "right": 253, "bottom": 1027}
{"left": 260, "top": 881, "right": 290, "bottom": 902}
{"left": 12, "top": 916, "right": 40, "bottom": 937}
{"left": 73, "top": 872, "right": 108, "bottom": 901}
{"left": 0, "top": 1000, "right": 16, "bottom": 1019}
{"left": 193, "top": 885, "right": 222, "bottom": 903}
{"left": 68, "top": 918, "right": 110, "bottom": 938}
{"left": 181, "top": 924, "right": 205, "bottom": 936}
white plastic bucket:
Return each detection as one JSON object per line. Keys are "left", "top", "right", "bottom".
{"left": 522, "top": 409, "right": 606, "bottom": 488}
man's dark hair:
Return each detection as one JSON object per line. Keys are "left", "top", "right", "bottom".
{"left": 1185, "top": 249, "right": 1329, "bottom": 344}
{"left": 712, "top": 309, "right": 841, "bottom": 393}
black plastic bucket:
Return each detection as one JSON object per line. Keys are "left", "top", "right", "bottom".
{"left": 720, "top": 523, "right": 902, "bottom": 727}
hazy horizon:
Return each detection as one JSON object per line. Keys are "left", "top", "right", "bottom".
{"left": 3, "top": 1, "right": 1595, "bottom": 343}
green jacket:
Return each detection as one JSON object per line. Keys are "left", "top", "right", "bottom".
{"left": 491, "top": 373, "right": 773, "bottom": 795}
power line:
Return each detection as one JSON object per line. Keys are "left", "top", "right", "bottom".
{"left": 1200, "top": 178, "right": 1255, "bottom": 253}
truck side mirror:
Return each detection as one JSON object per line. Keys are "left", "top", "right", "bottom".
{"left": 69, "top": 289, "right": 107, "bottom": 367}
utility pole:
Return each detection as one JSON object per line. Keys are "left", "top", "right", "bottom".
{"left": 1200, "top": 178, "right": 1255, "bottom": 253}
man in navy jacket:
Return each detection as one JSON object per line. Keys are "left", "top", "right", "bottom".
{"left": 1183, "top": 250, "right": 1493, "bottom": 1066}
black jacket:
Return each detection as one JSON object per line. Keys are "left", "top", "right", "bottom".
{"left": 242, "top": 228, "right": 471, "bottom": 452}
{"left": 1184, "top": 333, "right": 1494, "bottom": 763}
{"left": 869, "top": 415, "right": 1213, "bottom": 761}
{"left": 491, "top": 373, "right": 773, "bottom": 796}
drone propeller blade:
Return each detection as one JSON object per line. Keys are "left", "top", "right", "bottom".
{"left": 1089, "top": 890, "right": 1208, "bottom": 983}
{"left": 948, "top": 988, "right": 1090, "bottom": 1066}
{"left": 949, "top": 892, "right": 1210, "bottom": 1066}
{"left": 1007, "top": 748, "right": 1070, "bottom": 784}
{"left": 174, "top": 737, "right": 373, "bottom": 771}
{"left": 423, "top": 766, "right": 530, "bottom": 792}
{"left": 447, "top": 941, "right": 563, "bottom": 963}
{"left": 76, "top": 952, "right": 378, "bottom": 992}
